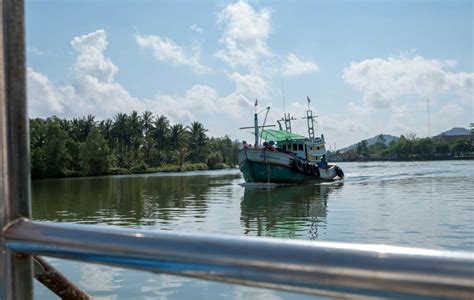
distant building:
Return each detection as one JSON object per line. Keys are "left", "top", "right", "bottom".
{"left": 435, "top": 127, "right": 472, "bottom": 143}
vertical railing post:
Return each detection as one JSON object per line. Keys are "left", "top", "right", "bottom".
{"left": 0, "top": 0, "right": 33, "bottom": 299}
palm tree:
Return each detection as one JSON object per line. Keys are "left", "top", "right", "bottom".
{"left": 141, "top": 111, "right": 154, "bottom": 164}
{"left": 141, "top": 111, "right": 154, "bottom": 136}
{"left": 70, "top": 115, "right": 96, "bottom": 142}
{"left": 151, "top": 115, "right": 170, "bottom": 150}
{"left": 170, "top": 123, "right": 188, "bottom": 152}
{"left": 58, "top": 118, "right": 71, "bottom": 134}
{"left": 99, "top": 119, "right": 114, "bottom": 149}
{"left": 188, "top": 121, "right": 208, "bottom": 163}
{"left": 128, "top": 111, "right": 143, "bottom": 165}
{"left": 112, "top": 113, "right": 130, "bottom": 167}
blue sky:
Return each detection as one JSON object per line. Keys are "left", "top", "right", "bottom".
{"left": 26, "top": 0, "right": 473, "bottom": 148}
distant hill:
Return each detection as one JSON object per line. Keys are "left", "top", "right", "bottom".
{"left": 339, "top": 134, "right": 399, "bottom": 152}
{"left": 436, "top": 127, "right": 470, "bottom": 136}
{"left": 337, "top": 127, "right": 472, "bottom": 152}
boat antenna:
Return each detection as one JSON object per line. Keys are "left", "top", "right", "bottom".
{"left": 279, "top": 74, "right": 297, "bottom": 132}
{"left": 427, "top": 97, "right": 431, "bottom": 137}
{"left": 281, "top": 75, "right": 286, "bottom": 116}
{"left": 278, "top": 77, "right": 296, "bottom": 133}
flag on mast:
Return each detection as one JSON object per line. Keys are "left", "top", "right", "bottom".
{"left": 307, "top": 96, "right": 311, "bottom": 103}
{"left": 254, "top": 98, "right": 258, "bottom": 106}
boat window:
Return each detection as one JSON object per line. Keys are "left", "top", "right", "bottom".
{"left": 298, "top": 144, "right": 303, "bottom": 151}
{"left": 317, "top": 146, "right": 320, "bottom": 150}
{"left": 283, "top": 145, "right": 286, "bottom": 151}
{"left": 292, "top": 144, "right": 297, "bottom": 151}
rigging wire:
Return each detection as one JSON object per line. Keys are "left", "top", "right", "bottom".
{"left": 281, "top": 75, "right": 286, "bottom": 116}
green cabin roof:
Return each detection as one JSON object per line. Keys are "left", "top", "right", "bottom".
{"left": 261, "top": 129, "right": 306, "bottom": 143}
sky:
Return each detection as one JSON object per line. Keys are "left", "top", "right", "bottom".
{"left": 25, "top": 0, "right": 473, "bottom": 148}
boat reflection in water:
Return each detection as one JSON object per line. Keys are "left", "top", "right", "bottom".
{"left": 241, "top": 183, "right": 342, "bottom": 240}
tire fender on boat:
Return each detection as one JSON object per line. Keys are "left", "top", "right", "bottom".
{"left": 335, "top": 166, "right": 344, "bottom": 179}
{"left": 295, "top": 159, "right": 305, "bottom": 173}
{"left": 290, "top": 158, "right": 296, "bottom": 169}
{"left": 304, "top": 162, "right": 312, "bottom": 175}
{"left": 311, "top": 164, "right": 320, "bottom": 179}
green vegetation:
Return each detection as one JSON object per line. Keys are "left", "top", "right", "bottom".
{"left": 30, "top": 112, "right": 239, "bottom": 179}
{"left": 330, "top": 134, "right": 474, "bottom": 161}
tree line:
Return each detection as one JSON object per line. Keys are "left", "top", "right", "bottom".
{"left": 329, "top": 134, "right": 474, "bottom": 161}
{"left": 30, "top": 112, "right": 240, "bottom": 178}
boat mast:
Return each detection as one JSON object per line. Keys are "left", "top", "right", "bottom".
{"left": 279, "top": 113, "right": 297, "bottom": 133}
{"left": 239, "top": 100, "right": 276, "bottom": 146}
{"left": 254, "top": 99, "right": 259, "bottom": 146}
{"left": 259, "top": 107, "right": 271, "bottom": 144}
{"left": 254, "top": 112, "right": 259, "bottom": 146}
{"left": 302, "top": 96, "right": 316, "bottom": 141}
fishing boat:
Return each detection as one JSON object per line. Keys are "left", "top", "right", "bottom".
{"left": 238, "top": 98, "right": 344, "bottom": 184}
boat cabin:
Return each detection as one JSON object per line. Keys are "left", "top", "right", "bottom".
{"left": 261, "top": 129, "right": 327, "bottom": 162}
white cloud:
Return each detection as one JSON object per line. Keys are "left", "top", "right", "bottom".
{"left": 215, "top": 1, "right": 272, "bottom": 68}
{"left": 27, "top": 67, "right": 64, "bottom": 117}
{"left": 341, "top": 52, "right": 474, "bottom": 142}
{"left": 28, "top": 29, "right": 145, "bottom": 119}
{"left": 227, "top": 72, "right": 269, "bottom": 100}
{"left": 136, "top": 34, "right": 211, "bottom": 74}
{"left": 71, "top": 29, "right": 119, "bottom": 83}
{"left": 155, "top": 85, "right": 244, "bottom": 118}
{"left": 282, "top": 53, "right": 319, "bottom": 77}
{"left": 28, "top": 47, "right": 48, "bottom": 56}
{"left": 27, "top": 29, "right": 259, "bottom": 139}
{"left": 147, "top": 82, "right": 260, "bottom": 138}
{"left": 214, "top": 1, "right": 280, "bottom": 108}
{"left": 432, "top": 102, "right": 472, "bottom": 133}
{"left": 342, "top": 53, "right": 474, "bottom": 111}
{"left": 189, "top": 24, "right": 203, "bottom": 34}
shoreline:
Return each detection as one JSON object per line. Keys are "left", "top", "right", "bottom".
{"left": 31, "top": 158, "right": 474, "bottom": 180}
{"left": 32, "top": 164, "right": 236, "bottom": 180}
{"left": 329, "top": 156, "right": 474, "bottom": 163}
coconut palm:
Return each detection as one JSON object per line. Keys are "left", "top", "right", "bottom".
{"left": 188, "top": 121, "right": 208, "bottom": 163}
{"left": 99, "top": 119, "right": 114, "bottom": 149}
{"left": 151, "top": 115, "right": 170, "bottom": 149}
{"left": 141, "top": 111, "right": 154, "bottom": 164}
{"left": 112, "top": 113, "right": 130, "bottom": 167}
{"left": 70, "top": 115, "right": 96, "bottom": 142}
{"left": 150, "top": 115, "right": 171, "bottom": 165}
{"left": 128, "top": 111, "right": 144, "bottom": 165}
{"left": 170, "top": 123, "right": 188, "bottom": 152}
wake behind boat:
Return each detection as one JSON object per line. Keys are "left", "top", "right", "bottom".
{"left": 238, "top": 98, "right": 344, "bottom": 184}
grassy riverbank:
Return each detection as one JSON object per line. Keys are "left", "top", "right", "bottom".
{"left": 109, "top": 163, "right": 235, "bottom": 175}
{"left": 45, "top": 163, "right": 236, "bottom": 179}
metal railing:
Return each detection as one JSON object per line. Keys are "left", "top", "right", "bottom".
{"left": 3, "top": 220, "right": 474, "bottom": 299}
{"left": 0, "top": 1, "right": 473, "bottom": 299}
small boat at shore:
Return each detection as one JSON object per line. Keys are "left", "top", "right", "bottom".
{"left": 238, "top": 98, "right": 344, "bottom": 184}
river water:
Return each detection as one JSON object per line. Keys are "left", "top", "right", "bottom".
{"left": 32, "top": 161, "right": 474, "bottom": 299}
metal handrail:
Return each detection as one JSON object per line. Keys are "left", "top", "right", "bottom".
{"left": 5, "top": 219, "right": 474, "bottom": 299}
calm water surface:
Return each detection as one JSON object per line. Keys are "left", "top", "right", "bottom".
{"left": 32, "top": 161, "right": 474, "bottom": 299}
